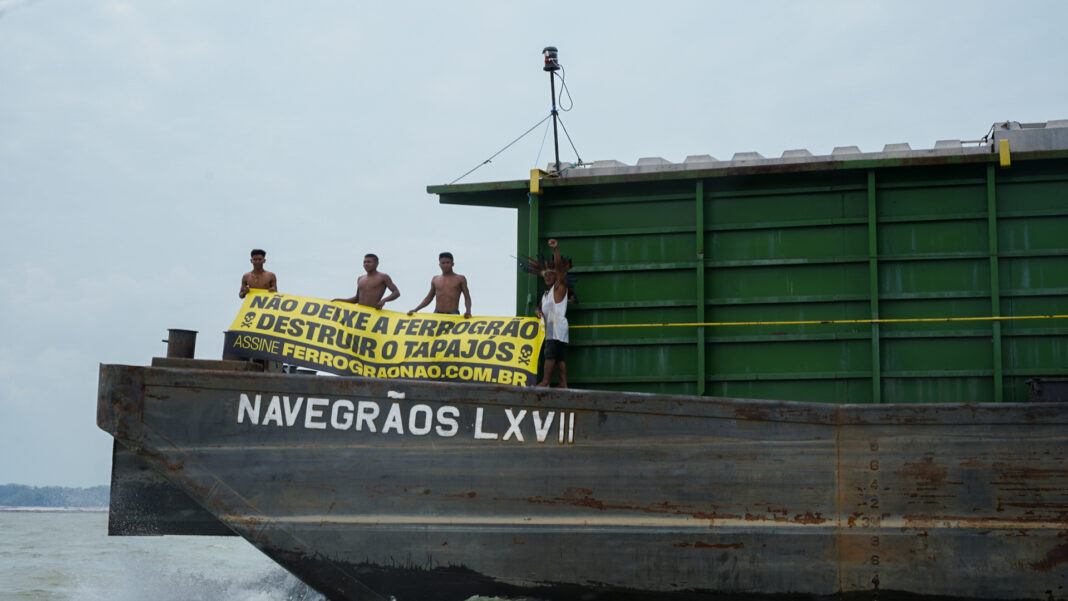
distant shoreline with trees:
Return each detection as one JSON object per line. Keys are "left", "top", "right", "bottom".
{"left": 0, "top": 484, "right": 109, "bottom": 509}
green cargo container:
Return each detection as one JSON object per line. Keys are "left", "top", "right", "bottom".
{"left": 429, "top": 121, "right": 1068, "bottom": 404}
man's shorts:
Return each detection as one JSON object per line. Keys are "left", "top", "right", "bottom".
{"left": 544, "top": 340, "right": 566, "bottom": 361}
{"left": 435, "top": 309, "right": 460, "bottom": 314}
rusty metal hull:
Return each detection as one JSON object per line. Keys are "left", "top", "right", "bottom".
{"left": 97, "top": 363, "right": 1068, "bottom": 601}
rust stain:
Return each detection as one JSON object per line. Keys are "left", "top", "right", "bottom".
{"left": 563, "top": 487, "right": 594, "bottom": 498}
{"left": 520, "top": 494, "right": 741, "bottom": 521}
{"left": 1029, "top": 542, "right": 1068, "bottom": 573}
{"left": 732, "top": 406, "right": 771, "bottom": 422}
{"left": 740, "top": 508, "right": 824, "bottom": 524}
{"left": 998, "top": 501, "right": 1068, "bottom": 511}
{"left": 895, "top": 456, "right": 948, "bottom": 485}
{"left": 568, "top": 497, "right": 605, "bottom": 510}
{"left": 648, "top": 501, "right": 692, "bottom": 513}
{"left": 902, "top": 513, "right": 1067, "bottom": 528}
{"left": 913, "top": 530, "right": 930, "bottom": 552}
{"left": 559, "top": 488, "right": 605, "bottom": 510}
{"left": 793, "top": 511, "right": 827, "bottom": 525}
{"left": 691, "top": 511, "right": 742, "bottom": 520}
{"left": 995, "top": 467, "right": 1066, "bottom": 481}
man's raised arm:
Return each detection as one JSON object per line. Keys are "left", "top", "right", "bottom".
{"left": 548, "top": 238, "right": 568, "bottom": 301}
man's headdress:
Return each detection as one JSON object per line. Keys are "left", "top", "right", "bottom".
{"left": 516, "top": 254, "right": 572, "bottom": 278}
{"left": 517, "top": 254, "right": 578, "bottom": 302}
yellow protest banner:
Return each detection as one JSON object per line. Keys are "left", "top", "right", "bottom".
{"left": 223, "top": 291, "right": 544, "bottom": 386}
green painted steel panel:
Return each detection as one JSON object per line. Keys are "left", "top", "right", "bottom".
{"left": 879, "top": 258, "right": 990, "bottom": 296}
{"left": 881, "top": 376, "right": 994, "bottom": 405}
{"left": 708, "top": 339, "right": 872, "bottom": 377}
{"left": 707, "top": 189, "right": 868, "bottom": 225}
{"left": 432, "top": 151, "right": 1068, "bottom": 404}
{"left": 712, "top": 378, "right": 872, "bottom": 405}
{"left": 566, "top": 233, "right": 697, "bottom": 266}
{"left": 545, "top": 201, "right": 693, "bottom": 232}
{"left": 708, "top": 225, "right": 868, "bottom": 262}
{"left": 710, "top": 263, "right": 870, "bottom": 302}
{"left": 572, "top": 343, "right": 698, "bottom": 381}
{"left": 576, "top": 270, "right": 697, "bottom": 305}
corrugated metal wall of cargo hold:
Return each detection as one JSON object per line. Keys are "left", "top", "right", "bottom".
{"left": 547, "top": 156, "right": 1067, "bottom": 404}
{"left": 869, "top": 160, "right": 1068, "bottom": 404}
{"left": 702, "top": 170, "right": 874, "bottom": 404}
{"left": 995, "top": 159, "right": 1068, "bottom": 401}
{"left": 874, "top": 164, "right": 992, "bottom": 404}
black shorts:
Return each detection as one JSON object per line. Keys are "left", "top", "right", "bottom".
{"left": 544, "top": 340, "right": 566, "bottom": 361}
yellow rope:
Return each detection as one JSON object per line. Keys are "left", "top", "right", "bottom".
{"left": 570, "top": 314, "right": 1068, "bottom": 329}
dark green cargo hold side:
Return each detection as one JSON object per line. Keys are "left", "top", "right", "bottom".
{"left": 430, "top": 128, "right": 1068, "bottom": 404}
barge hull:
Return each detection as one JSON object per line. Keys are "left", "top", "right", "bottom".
{"left": 97, "top": 363, "right": 1068, "bottom": 601}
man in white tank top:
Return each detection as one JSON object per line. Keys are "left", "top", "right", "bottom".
{"left": 535, "top": 239, "right": 569, "bottom": 388}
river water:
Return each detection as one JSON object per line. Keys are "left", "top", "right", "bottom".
{"left": 0, "top": 509, "right": 323, "bottom": 601}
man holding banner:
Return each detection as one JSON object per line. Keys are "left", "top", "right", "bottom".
{"left": 333, "top": 253, "right": 400, "bottom": 310}
{"left": 239, "top": 248, "right": 277, "bottom": 299}
{"left": 407, "top": 252, "right": 473, "bottom": 318}
{"left": 226, "top": 290, "right": 543, "bottom": 385}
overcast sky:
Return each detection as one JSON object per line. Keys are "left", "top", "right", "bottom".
{"left": 1, "top": 1, "right": 1066, "bottom": 487}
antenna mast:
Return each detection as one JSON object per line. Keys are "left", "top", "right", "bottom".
{"left": 542, "top": 46, "right": 562, "bottom": 174}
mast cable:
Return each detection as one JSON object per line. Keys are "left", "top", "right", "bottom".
{"left": 533, "top": 114, "right": 553, "bottom": 170}
{"left": 555, "top": 68, "right": 574, "bottom": 112}
{"left": 449, "top": 114, "right": 552, "bottom": 185}
{"left": 554, "top": 114, "right": 584, "bottom": 169}
{"left": 448, "top": 47, "right": 584, "bottom": 184}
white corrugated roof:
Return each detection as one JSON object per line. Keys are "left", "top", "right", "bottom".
{"left": 552, "top": 120, "right": 1068, "bottom": 178}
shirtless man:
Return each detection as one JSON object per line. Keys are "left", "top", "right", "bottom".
{"left": 239, "top": 249, "right": 278, "bottom": 298}
{"left": 333, "top": 253, "right": 400, "bottom": 309}
{"left": 407, "top": 252, "right": 472, "bottom": 318}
